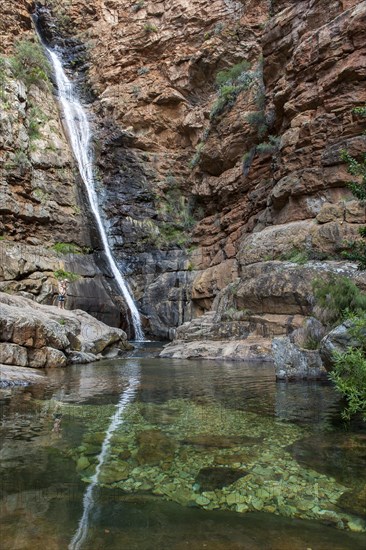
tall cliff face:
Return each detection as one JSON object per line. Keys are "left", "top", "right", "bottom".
{"left": 0, "top": 0, "right": 131, "bottom": 331}
{"left": 1, "top": 0, "right": 365, "bottom": 340}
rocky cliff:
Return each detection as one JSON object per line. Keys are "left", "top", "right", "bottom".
{"left": 1, "top": 0, "right": 365, "bottom": 346}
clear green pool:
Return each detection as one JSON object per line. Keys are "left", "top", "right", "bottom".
{"left": 1, "top": 343, "right": 365, "bottom": 549}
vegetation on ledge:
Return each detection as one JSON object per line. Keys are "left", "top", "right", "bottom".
{"left": 313, "top": 275, "right": 366, "bottom": 421}
{"left": 340, "top": 105, "right": 366, "bottom": 270}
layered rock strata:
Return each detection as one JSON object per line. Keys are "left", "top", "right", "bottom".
{"left": 0, "top": 0, "right": 136, "bottom": 333}
{"left": 1, "top": 0, "right": 366, "bottom": 347}
{"left": 0, "top": 292, "right": 132, "bottom": 370}
{"left": 161, "top": 260, "right": 366, "bottom": 362}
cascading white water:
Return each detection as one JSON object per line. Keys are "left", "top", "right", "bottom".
{"left": 46, "top": 47, "right": 144, "bottom": 340}
{"left": 69, "top": 375, "right": 139, "bottom": 550}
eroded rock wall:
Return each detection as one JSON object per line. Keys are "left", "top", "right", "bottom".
{"left": 0, "top": 0, "right": 133, "bottom": 331}
{"left": 1, "top": 0, "right": 366, "bottom": 341}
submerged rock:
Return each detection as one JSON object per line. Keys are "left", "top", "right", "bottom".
{"left": 181, "top": 434, "right": 263, "bottom": 449}
{"left": 99, "top": 461, "right": 130, "bottom": 484}
{"left": 136, "top": 429, "right": 177, "bottom": 465}
{"left": 195, "top": 467, "right": 248, "bottom": 491}
{"left": 287, "top": 433, "right": 366, "bottom": 488}
{"left": 338, "top": 484, "right": 366, "bottom": 518}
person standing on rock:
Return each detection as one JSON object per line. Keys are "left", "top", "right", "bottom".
{"left": 58, "top": 279, "right": 69, "bottom": 309}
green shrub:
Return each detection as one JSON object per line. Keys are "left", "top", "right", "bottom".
{"left": 247, "top": 110, "right": 267, "bottom": 138}
{"left": 214, "top": 22, "right": 224, "bottom": 35}
{"left": 144, "top": 23, "right": 158, "bottom": 33}
{"left": 28, "top": 105, "right": 46, "bottom": 141}
{"left": 340, "top": 149, "right": 366, "bottom": 201}
{"left": 137, "top": 66, "right": 150, "bottom": 75}
{"left": 327, "top": 298, "right": 366, "bottom": 421}
{"left": 339, "top": 106, "right": 366, "bottom": 270}
{"left": 54, "top": 269, "right": 79, "bottom": 282}
{"left": 342, "top": 239, "right": 366, "bottom": 270}
{"left": 353, "top": 106, "right": 366, "bottom": 117}
{"left": 210, "top": 61, "right": 257, "bottom": 120}
{"left": 11, "top": 40, "right": 51, "bottom": 89}
{"left": 155, "top": 186, "right": 198, "bottom": 246}
{"left": 210, "top": 85, "right": 242, "bottom": 119}
{"left": 158, "top": 224, "right": 188, "bottom": 246}
{"left": 302, "top": 336, "right": 322, "bottom": 350}
{"left": 52, "top": 242, "right": 84, "bottom": 255}
{"left": 330, "top": 347, "right": 366, "bottom": 421}
{"left": 256, "top": 135, "right": 280, "bottom": 155}
{"left": 0, "top": 55, "right": 7, "bottom": 83}
{"left": 312, "top": 275, "right": 366, "bottom": 327}
{"left": 189, "top": 142, "right": 204, "bottom": 169}
{"left": 280, "top": 248, "right": 309, "bottom": 265}
{"left": 215, "top": 61, "right": 251, "bottom": 86}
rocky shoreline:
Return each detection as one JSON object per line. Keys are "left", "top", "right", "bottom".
{"left": 0, "top": 363, "right": 47, "bottom": 387}
{"left": 0, "top": 292, "right": 132, "bottom": 376}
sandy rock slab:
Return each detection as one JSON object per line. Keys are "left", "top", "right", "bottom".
{"left": 0, "top": 292, "right": 132, "bottom": 369}
{"left": 160, "top": 339, "right": 273, "bottom": 361}
{"left": 0, "top": 364, "right": 46, "bottom": 387}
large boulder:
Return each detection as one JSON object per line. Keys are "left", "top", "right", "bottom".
{"left": 0, "top": 292, "right": 132, "bottom": 369}
{"left": 160, "top": 338, "right": 272, "bottom": 361}
{"left": 0, "top": 242, "right": 128, "bottom": 330}
{"left": 319, "top": 320, "right": 365, "bottom": 371}
{"left": 272, "top": 337, "right": 327, "bottom": 380}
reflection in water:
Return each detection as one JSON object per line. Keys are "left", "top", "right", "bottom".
{"left": 275, "top": 379, "right": 341, "bottom": 426}
{"left": 0, "top": 350, "right": 365, "bottom": 549}
{"left": 69, "top": 362, "right": 140, "bottom": 550}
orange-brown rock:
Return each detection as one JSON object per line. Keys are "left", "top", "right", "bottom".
{"left": 1, "top": 0, "right": 366, "bottom": 344}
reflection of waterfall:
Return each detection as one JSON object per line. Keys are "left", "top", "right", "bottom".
{"left": 69, "top": 374, "right": 139, "bottom": 550}
{"left": 44, "top": 45, "right": 144, "bottom": 340}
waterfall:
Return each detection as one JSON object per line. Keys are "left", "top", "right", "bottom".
{"left": 69, "top": 374, "right": 139, "bottom": 550}
{"left": 45, "top": 46, "right": 144, "bottom": 340}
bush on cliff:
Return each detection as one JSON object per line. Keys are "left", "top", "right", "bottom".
{"left": 313, "top": 276, "right": 366, "bottom": 421}
{"left": 215, "top": 61, "right": 251, "bottom": 86}
{"left": 331, "top": 346, "right": 366, "bottom": 421}
{"left": 340, "top": 105, "right": 366, "bottom": 270}
{"left": 332, "top": 344, "right": 366, "bottom": 423}
{"left": 210, "top": 60, "right": 256, "bottom": 120}
{"left": 11, "top": 39, "right": 51, "bottom": 89}
{"left": 312, "top": 275, "right": 366, "bottom": 328}
{"left": 54, "top": 269, "right": 79, "bottom": 282}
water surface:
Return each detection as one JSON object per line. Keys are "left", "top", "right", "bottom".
{"left": 1, "top": 344, "right": 365, "bottom": 549}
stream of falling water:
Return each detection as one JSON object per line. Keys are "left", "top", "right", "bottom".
{"left": 69, "top": 373, "right": 140, "bottom": 550}
{"left": 45, "top": 45, "right": 144, "bottom": 340}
